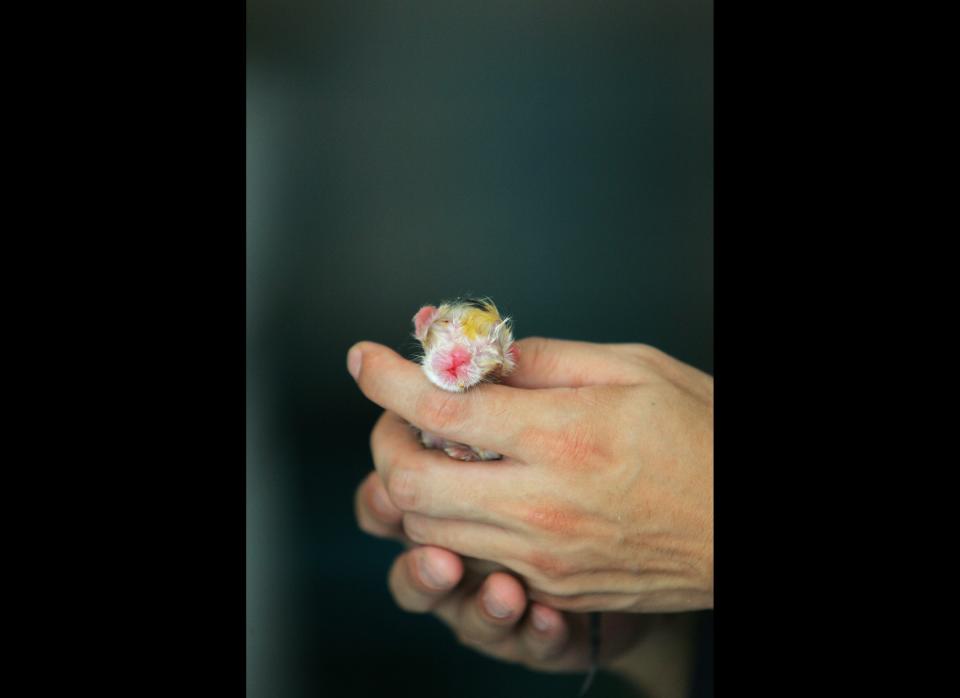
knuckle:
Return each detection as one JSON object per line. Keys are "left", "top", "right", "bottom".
{"left": 549, "top": 557, "right": 577, "bottom": 580}
{"left": 630, "top": 343, "right": 658, "bottom": 360}
{"left": 527, "top": 589, "right": 570, "bottom": 610}
{"left": 628, "top": 343, "right": 668, "bottom": 370}
{"left": 529, "top": 590, "right": 592, "bottom": 612}
{"left": 387, "top": 467, "right": 421, "bottom": 511}
{"left": 416, "top": 390, "right": 469, "bottom": 433}
{"left": 401, "top": 513, "right": 427, "bottom": 543}
{"left": 631, "top": 342, "right": 652, "bottom": 353}
{"left": 518, "top": 535, "right": 609, "bottom": 596}
{"left": 525, "top": 550, "right": 575, "bottom": 582}
{"left": 551, "top": 424, "right": 599, "bottom": 465}
{"left": 521, "top": 421, "right": 605, "bottom": 469}
{"left": 534, "top": 575, "right": 572, "bottom": 598}
{"left": 522, "top": 336, "right": 556, "bottom": 375}
{"left": 534, "top": 579, "right": 564, "bottom": 598}
{"left": 519, "top": 336, "right": 548, "bottom": 357}
{"left": 520, "top": 502, "right": 584, "bottom": 539}
{"left": 605, "top": 343, "right": 661, "bottom": 378}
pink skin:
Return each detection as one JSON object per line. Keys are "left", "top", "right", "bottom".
{"left": 411, "top": 301, "right": 516, "bottom": 460}
{"left": 353, "top": 468, "right": 684, "bottom": 680}
{"left": 349, "top": 336, "right": 704, "bottom": 694}
{"left": 411, "top": 303, "right": 515, "bottom": 393}
{"left": 432, "top": 345, "right": 472, "bottom": 386}
{"left": 413, "top": 306, "right": 438, "bottom": 342}
{"left": 347, "top": 337, "right": 715, "bottom": 615}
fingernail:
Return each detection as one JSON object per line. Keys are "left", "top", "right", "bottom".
{"left": 347, "top": 345, "right": 363, "bottom": 381}
{"left": 483, "top": 589, "right": 513, "bottom": 619}
{"left": 531, "top": 606, "right": 553, "bottom": 632}
{"left": 417, "top": 553, "right": 452, "bottom": 590}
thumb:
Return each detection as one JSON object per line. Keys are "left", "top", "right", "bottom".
{"left": 501, "top": 337, "right": 643, "bottom": 389}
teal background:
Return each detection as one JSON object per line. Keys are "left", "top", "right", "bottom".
{"left": 247, "top": 2, "right": 712, "bottom": 696}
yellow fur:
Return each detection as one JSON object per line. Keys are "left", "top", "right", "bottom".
{"left": 461, "top": 305, "right": 499, "bottom": 341}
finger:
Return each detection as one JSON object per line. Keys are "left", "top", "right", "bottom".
{"left": 435, "top": 571, "right": 528, "bottom": 646}
{"left": 609, "top": 343, "right": 714, "bottom": 402}
{"left": 519, "top": 603, "right": 571, "bottom": 663}
{"left": 371, "top": 411, "right": 527, "bottom": 525}
{"left": 387, "top": 546, "right": 464, "bottom": 613}
{"left": 354, "top": 470, "right": 405, "bottom": 541}
{"left": 527, "top": 588, "right": 642, "bottom": 613}
{"left": 522, "top": 610, "right": 596, "bottom": 671}
{"left": 403, "top": 512, "right": 523, "bottom": 559}
{"left": 348, "top": 341, "right": 568, "bottom": 457}
{"left": 501, "top": 337, "right": 645, "bottom": 389}
{"left": 520, "top": 612, "right": 652, "bottom": 672}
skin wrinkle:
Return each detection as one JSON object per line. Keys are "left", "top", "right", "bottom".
{"left": 520, "top": 337, "right": 560, "bottom": 385}
{"left": 462, "top": 387, "right": 520, "bottom": 459}
{"left": 519, "top": 499, "right": 591, "bottom": 537}
{"left": 350, "top": 329, "right": 716, "bottom": 686}
{"left": 518, "top": 540, "right": 701, "bottom": 596}
{"left": 615, "top": 344, "right": 711, "bottom": 399}
{"left": 622, "top": 529, "right": 709, "bottom": 588}
{"left": 435, "top": 461, "right": 526, "bottom": 524}
{"left": 525, "top": 550, "right": 578, "bottom": 580}
{"left": 505, "top": 339, "right": 645, "bottom": 390}
{"left": 597, "top": 477, "right": 710, "bottom": 586}
{"left": 416, "top": 388, "right": 469, "bottom": 434}
{"left": 366, "top": 476, "right": 399, "bottom": 521}
{"left": 387, "top": 467, "right": 420, "bottom": 511}
{"left": 356, "top": 482, "right": 393, "bottom": 539}
{"left": 517, "top": 463, "right": 712, "bottom": 600}
{"left": 528, "top": 591, "right": 639, "bottom": 613}
{"left": 520, "top": 423, "right": 610, "bottom": 471}
{"left": 359, "top": 334, "right": 713, "bottom": 624}
{"left": 403, "top": 512, "right": 516, "bottom": 547}
{"left": 469, "top": 385, "right": 514, "bottom": 427}
{"left": 529, "top": 577, "right": 711, "bottom": 613}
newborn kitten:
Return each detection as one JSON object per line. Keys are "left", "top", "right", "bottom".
{"left": 411, "top": 297, "right": 518, "bottom": 461}
{"left": 411, "top": 298, "right": 601, "bottom": 694}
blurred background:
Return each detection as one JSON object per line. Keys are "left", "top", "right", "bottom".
{"left": 247, "top": 2, "right": 712, "bottom": 697}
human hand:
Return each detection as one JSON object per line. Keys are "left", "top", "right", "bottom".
{"left": 348, "top": 337, "right": 713, "bottom": 613}
{"left": 354, "top": 469, "right": 654, "bottom": 673}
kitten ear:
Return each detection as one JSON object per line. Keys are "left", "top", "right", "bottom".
{"left": 412, "top": 305, "right": 439, "bottom": 341}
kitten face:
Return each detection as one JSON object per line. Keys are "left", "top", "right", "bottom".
{"left": 412, "top": 299, "right": 517, "bottom": 392}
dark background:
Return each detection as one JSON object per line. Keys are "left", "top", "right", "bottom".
{"left": 246, "top": 2, "right": 712, "bottom": 696}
